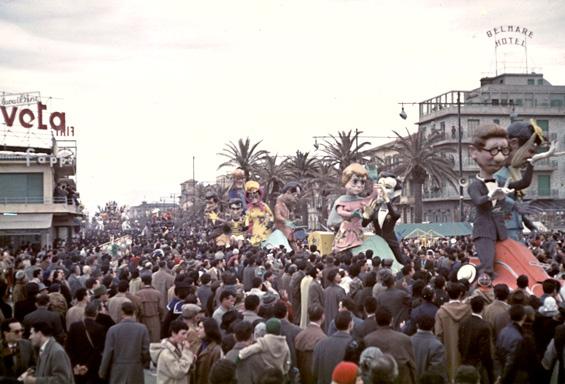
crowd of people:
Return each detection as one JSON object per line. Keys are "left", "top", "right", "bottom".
{"left": 0, "top": 217, "right": 564, "bottom": 384}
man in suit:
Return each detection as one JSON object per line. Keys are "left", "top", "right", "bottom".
{"left": 353, "top": 296, "right": 378, "bottom": 339}
{"left": 458, "top": 296, "right": 495, "bottom": 384}
{"left": 99, "top": 302, "right": 150, "bottom": 384}
{"left": 312, "top": 311, "right": 353, "bottom": 384}
{"left": 483, "top": 283, "right": 511, "bottom": 340}
{"left": 364, "top": 307, "right": 417, "bottom": 384}
{"left": 22, "top": 294, "right": 65, "bottom": 344}
{"left": 467, "top": 123, "right": 513, "bottom": 278}
{"left": 21, "top": 321, "right": 74, "bottom": 384}
{"left": 323, "top": 268, "right": 346, "bottom": 334}
{"left": 411, "top": 315, "right": 445, "bottom": 380}
{"left": 363, "top": 172, "right": 407, "bottom": 265}
{"left": 0, "top": 318, "right": 34, "bottom": 381}
{"left": 374, "top": 272, "right": 410, "bottom": 331}
{"left": 295, "top": 305, "right": 326, "bottom": 384}
{"left": 66, "top": 302, "right": 106, "bottom": 384}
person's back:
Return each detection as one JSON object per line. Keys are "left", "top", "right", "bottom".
{"left": 99, "top": 302, "right": 150, "bottom": 384}
{"left": 312, "top": 311, "right": 353, "bottom": 384}
{"left": 375, "top": 274, "right": 410, "bottom": 330}
{"left": 434, "top": 282, "right": 471, "bottom": 383}
{"left": 411, "top": 315, "right": 446, "bottom": 380}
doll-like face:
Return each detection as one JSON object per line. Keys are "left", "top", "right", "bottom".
{"left": 284, "top": 187, "right": 301, "bottom": 205}
{"left": 234, "top": 175, "right": 245, "bottom": 189}
{"left": 229, "top": 203, "right": 243, "bottom": 219}
{"left": 345, "top": 174, "right": 367, "bottom": 196}
{"left": 377, "top": 176, "right": 399, "bottom": 201}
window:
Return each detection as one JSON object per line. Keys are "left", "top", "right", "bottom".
{"left": 514, "top": 99, "right": 523, "bottom": 106}
{"left": 550, "top": 99, "right": 563, "bottom": 107}
{"left": 537, "top": 120, "right": 549, "bottom": 136}
{"left": 467, "top": 119, "right": 480, "bottom": 137}
{"left": 538, "top": 79, "right": 544, "bottom": 85}
{"left": 493, "top": 119, "right": 500, "bottom": 124}
{"left": 491, "top": 99, "right": 499, "bottom": 106}
{"left": 537, "top": 175, "right": 551, "bottom": 196}
{"left": 0, "top": 173, "right": 43, "bottom": 203}
{"left": 527, "top": 79, "right": 535, "bottom": 85}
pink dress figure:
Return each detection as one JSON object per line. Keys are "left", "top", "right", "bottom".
{"left": 328, "top": 163, "right": 378, "bottom": 253}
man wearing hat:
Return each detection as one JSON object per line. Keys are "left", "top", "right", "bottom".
{"left": 12, "top": 270, "right": 27, "bottom": 304}
{"left": 238, "top": 318, "right": 291, "bottom": 378}
{"left": 180, "top": 303, "right": 202, "bottom": 355}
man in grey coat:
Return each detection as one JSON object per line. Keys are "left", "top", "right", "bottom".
{"left": 99, "top": 302, "right": 150, "bottom": 384}
{"left": 22, "top": 321, "right": 74, "bottom": 384}
{"left": 323, "top": 268, "right": 346, "bottom": 334}
{"left": 411, "top": 315, "right": 446, "bottom": 380}
{"left": 312, "top": 311, "right": 353, "bottom": 384}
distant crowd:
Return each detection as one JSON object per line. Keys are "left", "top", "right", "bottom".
{"left": 0, "top": 218, "right": 564, "bottom": 384}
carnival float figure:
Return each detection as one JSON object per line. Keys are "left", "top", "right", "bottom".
{"left": 327, "top": 163, "right": 379, "bottom": 252}
{"left": 227, "top": 197, "right": 247, "bottom": 246}
{"left": 495, "top": 119, "right": 563, "bottom": 241}
{"left": 265, "top": 181, "right": 304, "bottom": 251}
{"left": 228, "top": 168, "right": 247, "bottom": 211}
{"left": 203, "top": 192, "right": 225, "bottom": 229}
{"left": 244, "top": 180, "right": 274, "bottom": 246}
{"left": 363, "top": 172, "right": 407, "bottom": 265}
{"left": 467, "top": 124, "right": 515, "bottom": 278}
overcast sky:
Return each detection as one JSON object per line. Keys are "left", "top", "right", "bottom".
{"left": 1, "top": 0, "right": 564, "bottom": 214}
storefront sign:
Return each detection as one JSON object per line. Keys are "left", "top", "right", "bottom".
{"left": 25, "top": 148, "right": 74, "bottom": 167}
{"left": 1, "top": 101, "right": 66, "bottom": 131}
{"left": 485, "top": 25, "right": 533, "bottom": 47}
{"left": 1, "top": 92, "right": 41, "bottom": 107}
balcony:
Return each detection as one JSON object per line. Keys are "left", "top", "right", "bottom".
{"left": 530, "top": 189, "right": 560, "bottom": 199}
{"left": 0, "top": 196, "right": 82, "bottom": 215}
{"left": 534, "top": 158, "right": 558, "bottom": 170}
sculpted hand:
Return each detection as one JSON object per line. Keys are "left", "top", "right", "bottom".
{"left": 530, "top": 140, "right": 558, "bottom": 163}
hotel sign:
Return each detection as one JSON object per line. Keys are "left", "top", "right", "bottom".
{"left": 485, "top": 25, "right": 533, "bottom": 47}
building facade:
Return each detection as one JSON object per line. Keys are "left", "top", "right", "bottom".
{"left": 381, "top": 73, "right": 565, "bottom": 225}
{"left": 0, "top": 141, "right": 82, "bottom": 250}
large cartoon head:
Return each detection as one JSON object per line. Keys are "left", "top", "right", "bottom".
{"left": 507, "top": 119, "right": 546, "bottom": 167}
{"left": 244, "top": 180, "right": 262, "bottom": 204}
{"left": 376, "top": 172, "right": 402, "bottom": 202}
{"left": 205, "top": 192, "right": 219, "bottom": 211}
{"left": 232, "top": 168, "right": 246, "bottom": 189}
{"left": 341, "top": 163, "right": 368, "bottom": 196}
{"left": 470, "top": 124, "right": 509, "bottom": 176}
{"left": 228, "top": 198, "right": 244, "bottom": 219}
{"left": 281, "top": 181, "right": 302, "bottom": 205}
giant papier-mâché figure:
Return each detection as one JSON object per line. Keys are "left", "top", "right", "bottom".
{"left": 495, "top": 119, "right": 563, "bottom": 241}
{"left": 274, "top": 181, "right": 302, "bottom": 250}
{"left": 228, "top": 168, "right": 247, "bottom": 211}
{"left": 327, "top": 163, "right": 379, "bottom": 253}
{"left": 362, "top": 171, "right": 407, "bottom": 265}
{"left": 468, "top": 124, "right": 515, "bottom": 278}
{"left": 244, "top": 180, "right": 274, "bottom": 246}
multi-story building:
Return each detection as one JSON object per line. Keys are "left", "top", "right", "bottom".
{"left": 379, "top": 72, "right": 565, "bottom": 225}
{"left": 0, "top": 140, "right": 82, "bottom": 250}
{"left": 179, "top": 179, "right": 197, "bottom": 210}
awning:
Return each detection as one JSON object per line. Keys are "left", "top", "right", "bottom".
{"left": 0, "top": 214, "right": 53, "bottom": 230}
{"left": 395, "top": 222, "right": 473, "bottom": 239}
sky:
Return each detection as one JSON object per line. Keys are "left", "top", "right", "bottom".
{"left": 1, "top": 0, "right": 564, "bottom": 214}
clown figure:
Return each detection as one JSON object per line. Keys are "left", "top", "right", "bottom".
{"left": 244, "top": 180, "right": 274, "bottom": 245}
{"left": 228, "top": 168, "right": 247, "bottom": 211}
{"left": 227, "top": 198, "right": 247, "bottom": 245}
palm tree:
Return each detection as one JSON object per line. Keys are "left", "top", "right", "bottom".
{"left": 310, "top": 160, "right": 342, "bottom": 227}
{"left": 217, "top": 138, "right": 268, "bottom": 179}
{"left": 320, "top": 130, "right": 376, "bottom": 172}
{"left": 391, "top": 128, "right": 458, "bottom": 223}
{"left": 282, "top": 150, "right": 320, "bottom": 227}
{"left": 255, "top": 154, "right": 288, "bottom": 207}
